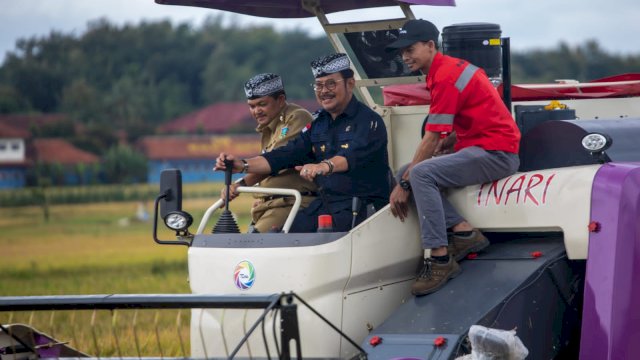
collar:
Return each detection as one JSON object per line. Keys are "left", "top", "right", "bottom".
{"left": 342, "top": 95, "right": 359, "bottom": 118}
{"left": 318, "top": 95, "right": 359, "bottom": 121}
{"left": 426, "top": 52, "right": 444, "bottom": 89}
{"left": 256, "top": 103, "right": 289, "bottom": 133}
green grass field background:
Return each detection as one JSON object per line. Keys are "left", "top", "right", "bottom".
{"left": 0, "top": 182, "right": 256, "bottom": 356}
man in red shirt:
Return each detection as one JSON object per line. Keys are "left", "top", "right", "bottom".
{"left": 385, "top": 19, "right": 521, "bottom": 296}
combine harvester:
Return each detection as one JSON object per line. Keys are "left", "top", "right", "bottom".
{"left": 2, "top": 0, "right": 640, "bottom": 359}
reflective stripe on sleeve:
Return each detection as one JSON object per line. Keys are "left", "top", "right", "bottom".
{"left": 455, "top": 64, "right": 479, "bottom": 92}
{"left": 428, "top": 113, "right": 454, "bottom": 125}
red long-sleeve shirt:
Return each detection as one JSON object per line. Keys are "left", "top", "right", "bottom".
{"left": 425, "top": 52, "right": 520, "bottom": 153}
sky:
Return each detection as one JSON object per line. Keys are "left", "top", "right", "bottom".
{"left": 1, "top": 0, "right": 639, "bottom": 64}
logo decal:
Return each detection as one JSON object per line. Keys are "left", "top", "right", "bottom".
{"left": 233, "top": 260, "right": 256, "bottom": 290}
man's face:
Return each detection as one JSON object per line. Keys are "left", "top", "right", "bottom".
{"left": 313, "top": 72, "right": 353, "bottom": 115}
{"left": 247, "top": 94, "right": 285, "bottom": 126}
{"left": 401, "top": 41, "right": 437, "bottom": 73}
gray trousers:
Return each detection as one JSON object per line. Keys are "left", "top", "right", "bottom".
{"left": 401, "top": 146, "right": 520, "bottom": 249}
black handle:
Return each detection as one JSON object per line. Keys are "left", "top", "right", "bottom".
{"left": 351, "top": 197, "right": 361, "bottom": 229}
{"left": 224, "top": 159, "right": 233, "bottom": 211}
{"left": 224, "top": 159, "right": 233, "bottom": 186}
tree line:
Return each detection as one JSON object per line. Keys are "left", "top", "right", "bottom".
{"left": 1, "top": 15, "right": 639, "bottom": 155}
{"left": 0, "top": 16, "right": 334, "bottom": 148}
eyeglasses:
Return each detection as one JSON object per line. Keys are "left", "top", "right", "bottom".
{"left": 312, "top": 79, "right": 344, "bottom": 92}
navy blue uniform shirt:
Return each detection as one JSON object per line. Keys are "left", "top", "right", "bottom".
{"left": 262, "top": 96, "right": 390, "bottom": 213}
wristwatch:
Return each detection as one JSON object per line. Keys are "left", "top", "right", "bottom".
{"left": 240, "top": 159, "right": 249, "bottom": 173}
{"left": 399, "top": 179, "right": 412, "bottom": 191}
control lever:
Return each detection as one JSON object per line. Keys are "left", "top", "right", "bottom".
{"left": 212, "top": 157, "right": 240, "bottom": 233}
{"left": 224, "top": 158, "right": 233, "bottom": 211}
{"left": 351, "top": 197, "right": 361, "bottom": 229}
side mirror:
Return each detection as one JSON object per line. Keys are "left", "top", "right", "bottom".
{"left": 160, "top": 169, "right": 183, "bottom": 219}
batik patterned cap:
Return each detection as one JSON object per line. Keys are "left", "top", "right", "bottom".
{"left": 244, "top": 73, "right": 284, "bottom": 98}
{"left": 310, "top": 53, "right": 351, "bottom": 78}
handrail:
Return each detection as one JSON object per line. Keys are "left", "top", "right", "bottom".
{"left": 0, "top": 294, "right": 280, "bottom": 311}
{"left": 515, "top": 79, "right": 640, "bottom": 90}
{"left": 196, "top": 187, "right": 302, "bottom": 234}
{"left": 0, "top": 292, "right": 368, "bottom": 359}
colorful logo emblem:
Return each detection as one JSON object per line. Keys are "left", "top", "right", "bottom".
{"left": 233, "top": 260, "right": 256, "bottom": 290}
{"left": 280, "top": 126, "right": 288, "bottom": 138}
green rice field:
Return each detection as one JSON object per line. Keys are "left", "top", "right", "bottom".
{"left": 0, "top": 182, "right": 255, "bottom": 356}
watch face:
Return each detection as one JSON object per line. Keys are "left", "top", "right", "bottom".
{"left": 400, "top": 179, "right": 411, "bottom": 190}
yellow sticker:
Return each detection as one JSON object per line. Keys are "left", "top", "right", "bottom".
{"left": 489, "top": 38, "right": 501, "bottom": 46}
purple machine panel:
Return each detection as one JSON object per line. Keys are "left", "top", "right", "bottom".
{"left": 581, "top": 162, "right": 640, "bottom": 359}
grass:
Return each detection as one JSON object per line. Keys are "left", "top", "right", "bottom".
{"left": 0, "top": 182, "right": 256, "bottom": 356}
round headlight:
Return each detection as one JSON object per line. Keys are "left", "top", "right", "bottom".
{"left": 581, "top": 133, "right": 612, "bottom": 153}
{"left": 164, "top": 211, "right": 193, "bottom": 231}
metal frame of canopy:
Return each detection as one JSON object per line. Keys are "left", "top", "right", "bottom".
{"left": 302, "top": 0, "right": 422, "bottom": 107}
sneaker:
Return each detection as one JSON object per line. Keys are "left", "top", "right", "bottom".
{"left": 448, "top": 229, "right": 490, "bottom": 261}
{"left": 411, "top": 257, "right": 462, "bottom": 296}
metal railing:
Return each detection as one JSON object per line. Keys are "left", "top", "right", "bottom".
{"left": 0, "top": 293, "right": 366, "bottom": 360}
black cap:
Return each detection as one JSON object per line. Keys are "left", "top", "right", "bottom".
{"left": 385, "top": 19, "right": 440, "bottom": 52}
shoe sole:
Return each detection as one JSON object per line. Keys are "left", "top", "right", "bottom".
{"left": 454, "top": 237, "right": 490, "bottom": 262}
{"left": 412, "top": 266, "right": 463, "bottom": 296}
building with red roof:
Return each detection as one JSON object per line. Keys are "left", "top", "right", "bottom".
{"left": 0, "top": 122, "right": 30, "bottom": 188}
{"left": 146, "top": 99, "right": 319, "bottom": 183}
{"left": 0, "top": 116, "right": 100, "bottom": 188}
{"left": 31, "top": 139, "right": 99, "bottom": 165}
{"left": 158, "top": 99, "right": 320, "bottom": 135}
{"left": 0, "top": 99, "right": 321, "bottom": 187}
{"left": 137, "top": 134, "right": 261, "bottom": 183}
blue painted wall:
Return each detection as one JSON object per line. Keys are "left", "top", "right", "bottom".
{"left": 148, "top": 159, "right": 241, "bottom": 184}
{"left": 0, "top": 167, "right": 26, "bottom": 189}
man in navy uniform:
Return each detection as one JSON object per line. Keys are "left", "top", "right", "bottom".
{"left": 214, "top": 53, "right": 390, "bottom": 232}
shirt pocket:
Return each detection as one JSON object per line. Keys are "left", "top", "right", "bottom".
{"left": 336, "top": 132, "right": 354, "bottom": 151}
{"left": 310, "top": 133, "right": 329, "bottom": 155}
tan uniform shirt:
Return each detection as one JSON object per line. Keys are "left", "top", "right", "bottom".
{"left": 251, "top": 103, "right": 317, "bottom": 232}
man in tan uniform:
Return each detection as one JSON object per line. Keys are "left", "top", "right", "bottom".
{"left": 221, "top": 73, "right": 317, "bottom": 232}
